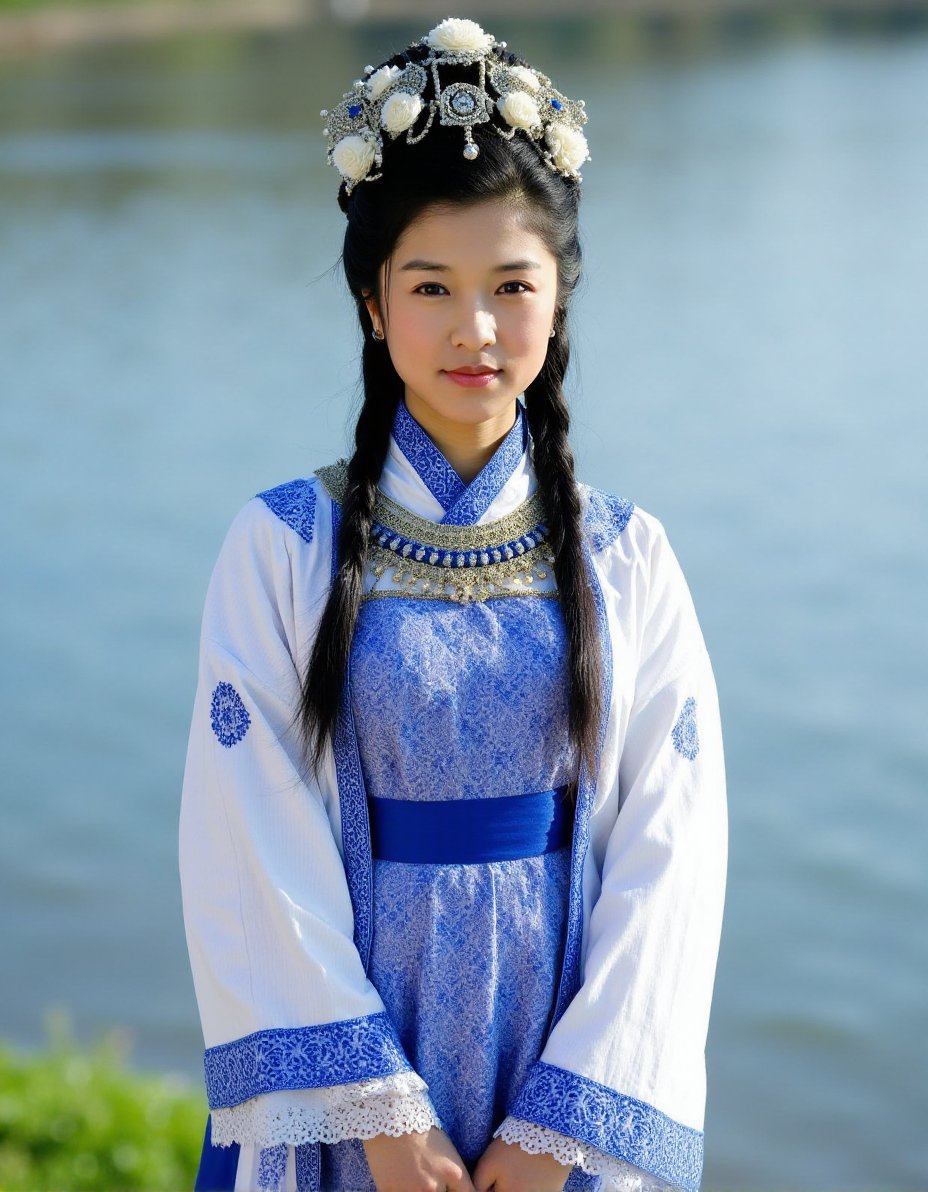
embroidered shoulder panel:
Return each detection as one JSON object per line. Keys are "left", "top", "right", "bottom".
{"left": 580, "top": 485, "right": 635, "bottom": 553}
{"left": 257, "top": 477, "right": 318, "bottom": 544}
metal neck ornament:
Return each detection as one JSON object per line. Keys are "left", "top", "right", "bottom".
{"left": 320, "top": 17, "right": 590, "bottom": 198}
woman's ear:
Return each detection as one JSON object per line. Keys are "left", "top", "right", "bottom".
{"left": 362, "top": 290, "right": 383, "bottom": 337}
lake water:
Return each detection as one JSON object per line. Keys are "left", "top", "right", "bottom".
{"left": 1, "top": 17, "right": 926, "bottom": 1188}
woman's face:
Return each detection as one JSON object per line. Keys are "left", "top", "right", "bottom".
{"left": 367, "top": 197, "right": 559, "bottom": 441}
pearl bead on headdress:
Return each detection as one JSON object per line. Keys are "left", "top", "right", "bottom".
{"left": 320, "top": 17, "right": 590, "bottom": 197}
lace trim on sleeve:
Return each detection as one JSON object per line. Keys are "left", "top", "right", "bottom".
{"left": 494, "top": 1116, "right": 678, "bottom": 1192}
{"left": 210, "top": 1071, "right": 442, "bottom": 1148}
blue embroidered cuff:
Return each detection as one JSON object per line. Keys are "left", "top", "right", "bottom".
{"left": 508, "top": 1061, "right": 703, "bottom": 1192}
{"left": 204, "top": 1011, "right": 412, "bottom": 1109}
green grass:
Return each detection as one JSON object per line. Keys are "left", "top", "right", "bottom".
{"left": 0, "top": 1020, "right": 205, "bottom": 1192}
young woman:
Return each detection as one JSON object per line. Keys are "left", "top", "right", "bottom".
{"left": 180, "top": 18, "right": 727, "bottom": 1192}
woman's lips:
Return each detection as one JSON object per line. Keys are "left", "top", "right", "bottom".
{"left": 443, "top": 368, "right": 501, "bottom": 388}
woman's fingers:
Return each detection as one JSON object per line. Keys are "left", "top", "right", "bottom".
{"left": 471, "top": 1137, "right": 570, "bottom": 1192}
{"left": 471, "top": 1146, "right": 497, "bottom": 1192}
{"left": 363, "top": 1126, "right": 477, "bottom": 1192}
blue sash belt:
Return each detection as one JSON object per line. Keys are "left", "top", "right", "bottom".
{"left": 368, "top": 787, "right": 571, "bottom": 864}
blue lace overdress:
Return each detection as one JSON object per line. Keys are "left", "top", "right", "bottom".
{"left": 321, "top": 592, "right": 584, "bottom": 1190}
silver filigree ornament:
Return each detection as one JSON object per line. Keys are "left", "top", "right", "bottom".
{"left": 321, "top": 16, "right": 590, "bottom": 197}
{"left": 314, "top": 461, "right": 558, "bottom": 603}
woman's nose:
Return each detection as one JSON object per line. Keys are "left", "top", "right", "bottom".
{"left": 452, "top": 306, "right": 496, "bottom": 350}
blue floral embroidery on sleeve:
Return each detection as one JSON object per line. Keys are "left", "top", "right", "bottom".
{"left": 210, "top": 682, "right": 251, "bottom": 748}
{"left": 581, "top": 487, "right": 635, "bottom": 553}
{"left": 257, "top": 478, "right": 317, "bottom": 544}
{"left": 671, "top": 697, "right": 700, "bottom": 761}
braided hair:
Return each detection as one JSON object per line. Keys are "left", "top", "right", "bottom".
{"left": 302, "top": 43, "right": 602, "bottom": 782}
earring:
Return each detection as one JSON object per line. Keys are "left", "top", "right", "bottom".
{"left": 372, "top": 327, "right": 385, "bottom": 341}
{"left": 549, "top": 327, "right": 556, "bottom": 338}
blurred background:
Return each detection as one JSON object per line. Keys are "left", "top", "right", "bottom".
{"left": 1, "top": 0, "right": 927, "bottom": 1188}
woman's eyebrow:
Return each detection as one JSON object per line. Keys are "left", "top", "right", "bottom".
{"left": 398, "top": 258, "right": 543, "bottom": 272}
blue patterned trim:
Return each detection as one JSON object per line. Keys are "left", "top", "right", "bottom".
{"left": 330, "top": 496, "right": 340, "bottom": 586}
{"left": 392, "top": 401, "right": 465, "bottom": 513}
{"left": 258, "top": 1144, "right": 287, "bottom": 1191}
{"left": 295, "top": 1143, "right": 321, "bottom": 1192}
{"left": 370, "top": 518, "right": 548, "bottom": 569}
{"left": 442, "top": 406, "right": 527, "bottom": 525}
{"left": 335, "top": 666, "right": 375, "bottom": 966}
{"left": 210, "top": 682, "right": 251, "bottom": 748}
{"left": 549, "top": 540, "right": 613, "bottom": 1029}
{"left": 581, "top": 486, "right": 635, "bottom": 554}
{"left": 329, "top": 500, "right": 375, "bottom": 969}
{"left": 564, "top": 1168, "right": 600, "bottom": 1190}
{"left": 392, "top": 400, "right": 528, "bottom": 526}
{"left": 203, "top": 1013, "right": 411, "bottom": 1109}
{"left": 672, "top": 697, "right": 700, "bottom": 761}
{"left": 510, "top": 1062, "right": 703, "bottom": 1192}
{"left": 257, "top": 478, "right": 317, "bottom": 544}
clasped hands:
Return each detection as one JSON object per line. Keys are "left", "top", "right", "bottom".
{"left": 362, "top": 1126, "right": 571, "bottom": 1192}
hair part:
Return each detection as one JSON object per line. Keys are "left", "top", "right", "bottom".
{"left": 302, "top": 43, "right": 602, "bottom": 788}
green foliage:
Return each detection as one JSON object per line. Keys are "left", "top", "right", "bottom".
{"left": 0, "top": 1019, "right": 205, "bottom": 1192}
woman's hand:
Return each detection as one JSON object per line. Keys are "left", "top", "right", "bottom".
{"left": 362, "top": 1126, "right": 477, "bottom": 1192}
{"left": 472, "top": 1137, "right": 571, "bottom": 1192}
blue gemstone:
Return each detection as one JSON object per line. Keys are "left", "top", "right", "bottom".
{"left": 550, "top": 98, "right": 562, "bottom": 110}
{"left": 348, "top": 104, "right": 362, "bottom": 118}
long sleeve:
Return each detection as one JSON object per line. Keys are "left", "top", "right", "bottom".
{"left": 496, "top": 509, "right": 728, "bottom": 1192}
{"left": 179, "top": 487, "right": 440, "bottom": 1147}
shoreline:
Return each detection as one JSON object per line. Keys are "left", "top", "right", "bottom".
{"left": 1, "top": 0, "right": 926, "bottom": 57}
{"left": 0, "top": 0, "right": 315, "bottom": 55}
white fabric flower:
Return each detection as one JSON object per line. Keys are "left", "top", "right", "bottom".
{"left": 426, "top": 18, "right": 492, "bottom": 54}
{"left": 544, "top": 123, "right": 590, "bottom": 174}
{"left": 380, "top": 92, "right": 423, "bottom": 135}
{"left": 332, "top": 133, "right": 376, "bottom": 182}
{"left": 508, "top": 66, "right": 540, "bottom": 93}
{"left": 496, "top": 92, "right": 539, "bottom": 131}
{"left": 366, "top": 64, "right": 402, "bottom": 101}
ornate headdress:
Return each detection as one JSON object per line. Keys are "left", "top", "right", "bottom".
{"left": 320, "top": 17, "right": 590, "bottom": 197}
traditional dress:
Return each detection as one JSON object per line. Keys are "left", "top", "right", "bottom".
{"left": 179, "top": 400, "right": 727, "bottom": 1192}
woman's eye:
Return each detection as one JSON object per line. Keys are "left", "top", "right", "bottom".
{"left": 499, "top": 281, "right": 531, "bottom": 295}
{"left": 414, "top": 283, "right": 447, "bottom": 296}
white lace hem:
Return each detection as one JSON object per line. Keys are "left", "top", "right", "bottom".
{"left": 210, "top": 1071, "right": 443, "bottom": 1148}
{"left": 494, "top": 1116, "right": 677, "bottom": 1192}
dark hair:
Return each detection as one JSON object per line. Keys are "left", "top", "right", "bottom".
{"left": 301, "top": 41, "right": 602, "bottom": 787}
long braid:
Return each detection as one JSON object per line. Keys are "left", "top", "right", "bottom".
{"left": 525, "top": 323, "right": 603, "bottom": 777}
{"left": 301, "top": 333, "right": 402, "bottom": 768}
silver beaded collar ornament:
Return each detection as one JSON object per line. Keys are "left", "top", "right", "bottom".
{"left": 320, "top": 17, "right": 590, "bottom": 197}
